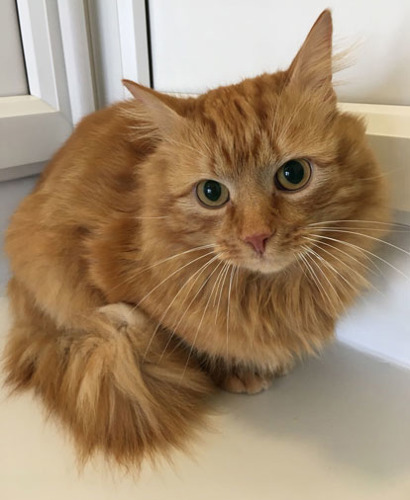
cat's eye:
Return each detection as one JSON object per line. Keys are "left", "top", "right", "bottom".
{"left": 275, "top": 159, "right": 312, "bottom": 191}
{"left": 196, "top": 180, "right": 230, "bottom": 208}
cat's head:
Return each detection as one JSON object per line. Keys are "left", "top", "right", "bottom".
{"left": 124, "top": 10, "right": 388, "bottom": 275}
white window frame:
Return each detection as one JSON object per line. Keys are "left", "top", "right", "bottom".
{"left": 0, "top": 0, "right": 95, "bottom": 182}
{"left": 86, "top": 0, "right": 151, "bottom": 107}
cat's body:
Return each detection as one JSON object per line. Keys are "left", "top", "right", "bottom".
{"left": 3, "top": 11, "right": 388, "bottom": 467}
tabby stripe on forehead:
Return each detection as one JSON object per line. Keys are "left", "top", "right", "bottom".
{"left": 251, "top": 133, "right": 262, "bottom": 158}
{"left": 203, "top": 115, "right": 218, "bottom": 138}
{"left": 233, "top": 98, "right": 248, "bottom": 120}
{"left": 220, "top": 145, "right": 231, "bottom": 166}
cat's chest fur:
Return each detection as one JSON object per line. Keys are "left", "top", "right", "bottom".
{"left": 93, "top": 230, "right": 335, "bottom": 370}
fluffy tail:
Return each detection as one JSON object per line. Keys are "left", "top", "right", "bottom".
{"left": 2, "top": 282, "right": 213, "bottom": 469}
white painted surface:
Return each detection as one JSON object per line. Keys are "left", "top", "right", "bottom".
{"left": 87, "top": 0, "right": 124, "bottom": 107}
{"left": 149, "top": 0, "right": 410, "bottom": 106}
{"left": 0, "top": 0, "right": 27, "bottom": 97}
{"left": 0, "top": 0, "right": 73, "bottom": 178}
{"left": 0, "top": 297, "right": 409, "bottom": 499}
{"left": 0, "top": 96, "right": 72, "bottom": 173}
{"left": 57, "top": 0, "right": 96, "bottom": 124}
{"left": 1, "top": 1, "right": 94, "bottom": 179}
{"left": 117, "top": 0, "right": 151, "bottom": 89}
{"left": 17, "top": 0, "right": 71, "bottom": 117}
{"left": 87, "top": 0, "right": 151, "bottom": 107}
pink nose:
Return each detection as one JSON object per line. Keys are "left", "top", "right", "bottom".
{"left": 243, "top": 232, "right": 272, "bottom": 255}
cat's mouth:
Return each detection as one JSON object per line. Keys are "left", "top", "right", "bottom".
{"left": 220, "top": 248, "right": 294, "bottom": 275}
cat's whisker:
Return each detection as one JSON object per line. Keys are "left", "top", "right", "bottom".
{"left": 174, "top": 261, "right": 224, "bottom": 330}
{"left": 164, "top": 254, "right": 223, "bottom": 362}
{"left": 212, "top": 262, "right": 229, "bottom": 309}
{"left": 313, "top": 229, "right": 410, "bottom": 257}
{"left": 303, "top": 235, "right": 378, "bottom": 277}
{"left": 299, "top": 248, "right": 339, "bottom": 316}
{"left": 294, "top": 252, "right": 310, "bottom": 281}
{"left": 356, "top": 174, "right": 388, "bottom": 181}
{"left": 108, "top": 244, "right": 216, "bottom": 294}
{"left": 234, "top": 263, "right": 240, "bottom": 299}
{"left": 179, "top": 261, "right": 228, "bottom": 382}
{"left": 304, "top": 248, "right": 345, "bottom": 304}
{"left": 307, "top": 219, "right": 410, "bottom": 229}
{"left": 309, "top": 233, "right": 409, "bottom": 280}
{"left": 307, "top": 233, "right": 381, "bottom": 275}
{"left": 304, "top": 237, "right": 383, "bottom": 296}
{"left": 135, "top": 250, "right": 216, "bottom": 309}
{"left": 298, "top": 250, "right": 330, "bottom": 308}
{"left": 159, "top": 257, "right": 226, "bottom": 362}
{"left": 226, "top": 265, "right": 236, "bottom": 359}
{"left": 144, "top": 254, "right": 223, "bottom": 360}
{"left": 311, "top": 226, "right": 409, "bottom": 233}
{"left": 134, "top": 215, "right": 169, "bottom": 220}
{"left": 215, "top": 262, "right": 231, "bottom": 325}
{"left": 125, "top": 244, "right": 215, "bottom": 286}
{"left": 304, "top": 246, "right": 358, "bottom": 293}
{"left": 136, "top": 244, "right": 216, "bottom": 276}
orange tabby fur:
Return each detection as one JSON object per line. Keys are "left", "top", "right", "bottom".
{"left": 3, "top": 10, "right": 389, "bottom": 468}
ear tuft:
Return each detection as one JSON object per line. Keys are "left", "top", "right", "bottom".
{"left": 287, "top": 9, "right": 334, "bottom": 95}
{"left": 122, "top": 79, "right": 183, "bottom": 134}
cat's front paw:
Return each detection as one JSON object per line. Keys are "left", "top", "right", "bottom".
{"left": 218, "top": 369, "right": 274, "bottom": 395}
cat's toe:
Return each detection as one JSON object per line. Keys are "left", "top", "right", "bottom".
{"left": 220, "top": 372, "right": 273, "bottom": 395}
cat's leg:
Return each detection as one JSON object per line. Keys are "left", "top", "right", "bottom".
{"left": 3, "top": 278, "right": 213, "bottom": 468}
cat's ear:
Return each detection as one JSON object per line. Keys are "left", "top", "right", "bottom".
{"left": 287, "top": 10, "right": 334, "bottom": 97}
{"left": 122, "top": 79, "right": 183, "bottom": 133}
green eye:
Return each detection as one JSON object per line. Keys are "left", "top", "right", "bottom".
{"left": 196, "top": 180, "right": 230, "bottom": 208}
{"left": 275, "top": 159, "right": 312, "bottom": 191}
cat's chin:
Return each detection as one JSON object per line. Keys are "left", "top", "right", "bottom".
{"left": 236, "top": 256, "right": 291, "bottom": 275}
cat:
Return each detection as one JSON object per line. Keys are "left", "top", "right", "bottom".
{"left": 3, "top": 9, "right": 389, "bottom": 469}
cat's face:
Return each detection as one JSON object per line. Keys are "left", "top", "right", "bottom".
{"left": 149, "top": 85, "right": 385, "bottom": 275}
{"left": 127, "top": 10, "right": 388, "bottom": 276}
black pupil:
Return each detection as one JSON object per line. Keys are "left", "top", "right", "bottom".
{"left": 283, "top": 161, "right": 305, "bottom": 184}
{"left": 203, "top": 181, "right": 222, "bottom": 202}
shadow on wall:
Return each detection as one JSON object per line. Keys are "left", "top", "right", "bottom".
{"left": 0, "top": 175, "right": 38, "bottom": 294}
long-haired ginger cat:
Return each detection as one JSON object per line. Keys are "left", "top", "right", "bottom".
{"left": 3, "top": 10, "right": 389, "bottom": 468}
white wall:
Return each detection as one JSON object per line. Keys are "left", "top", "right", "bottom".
{"left": 149, "top": 0, "right": 410, "bottom": 105}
